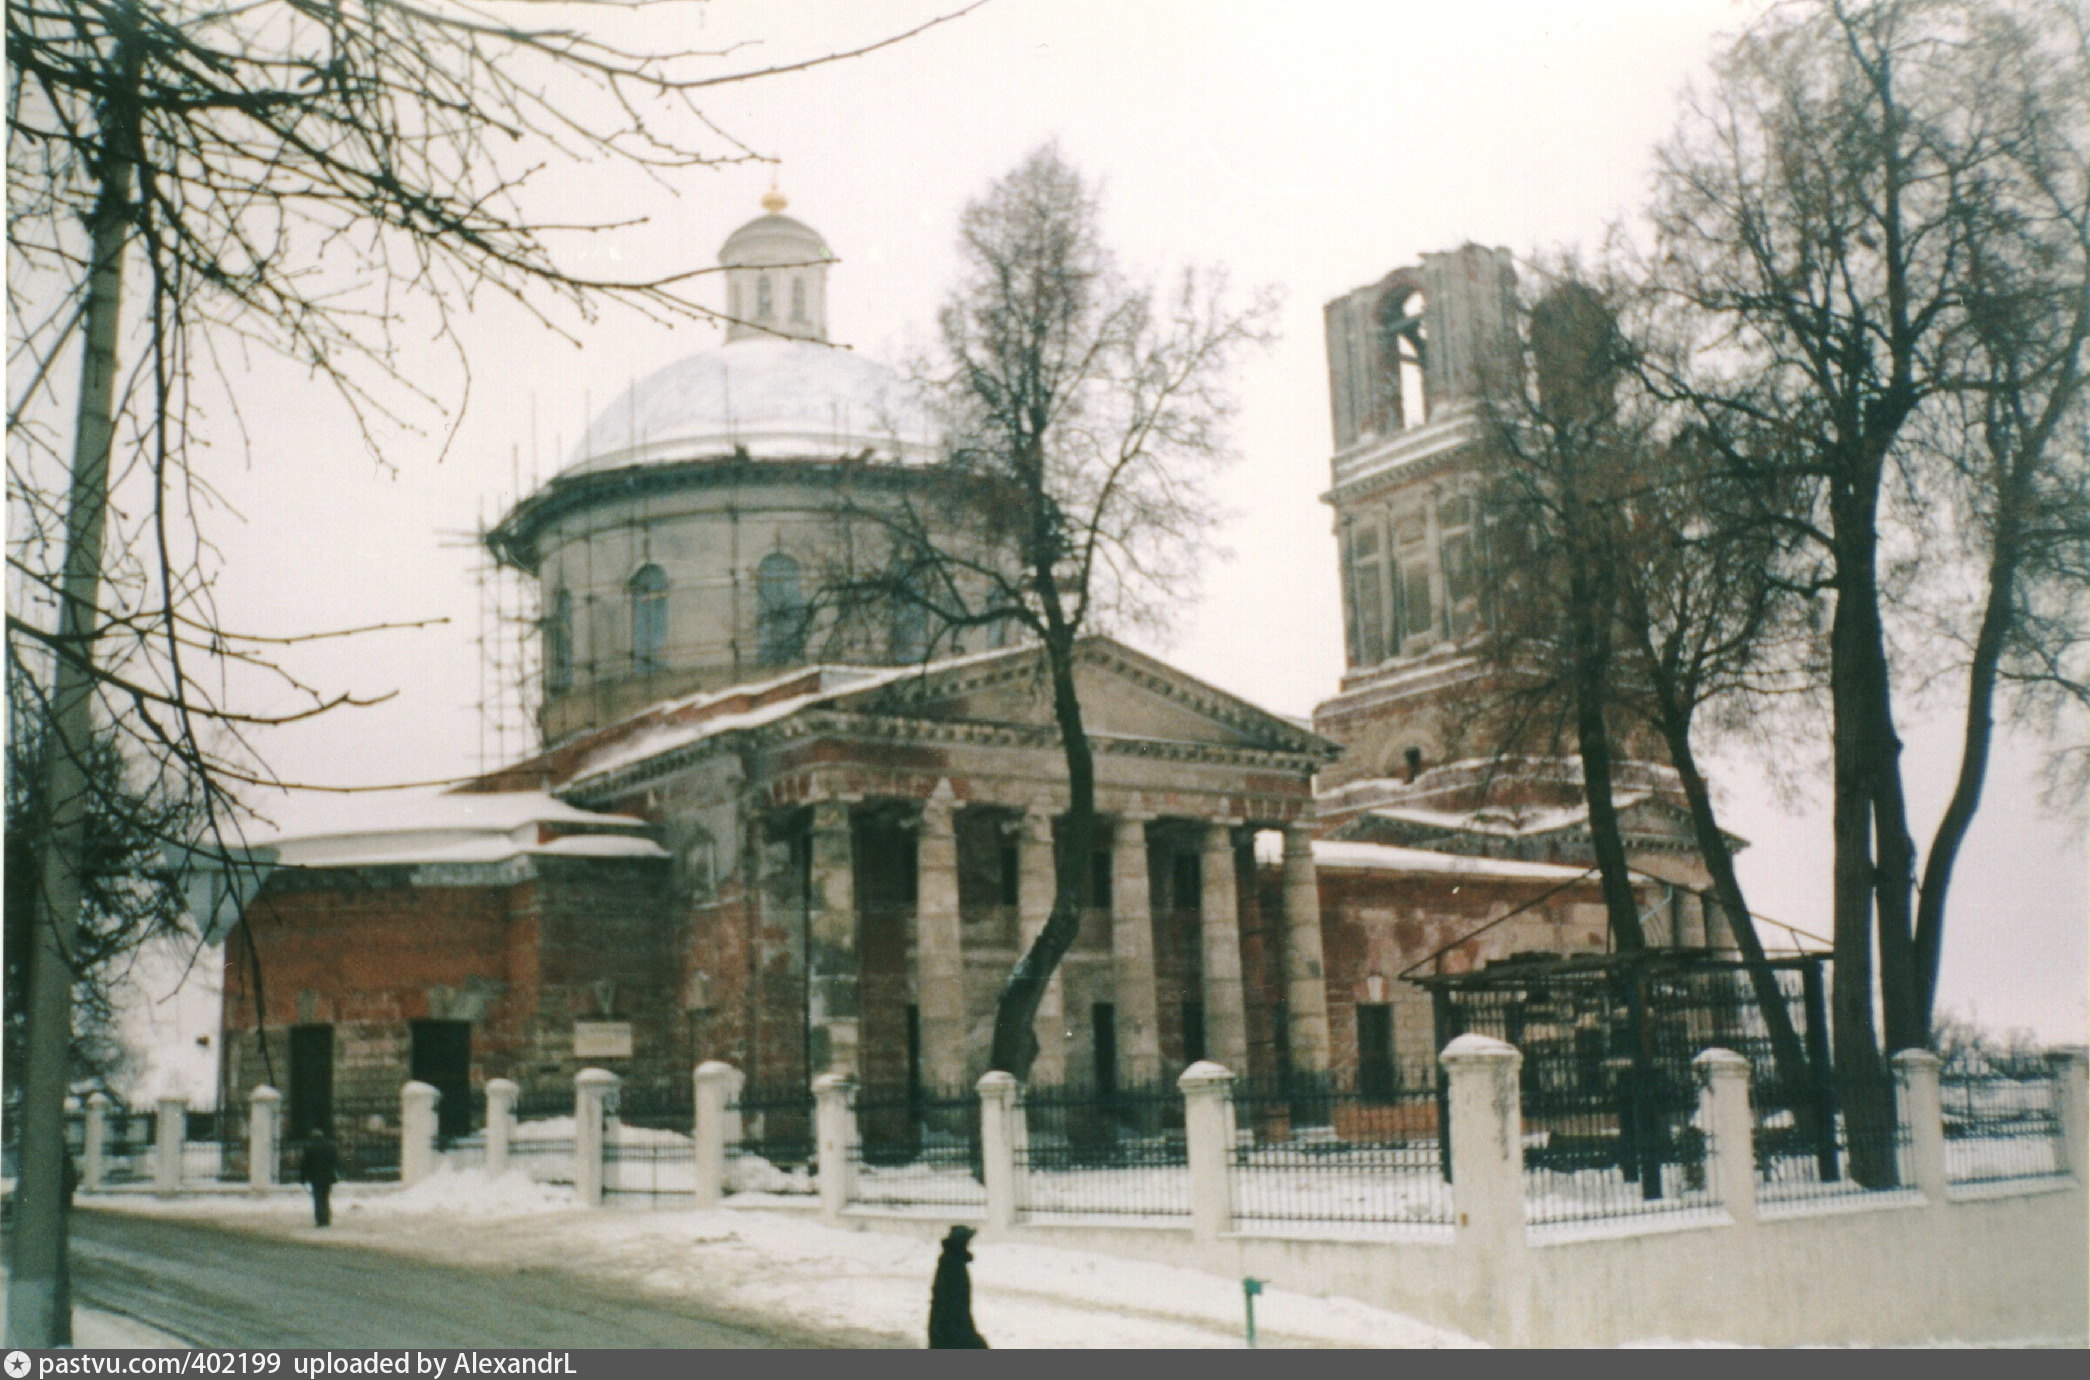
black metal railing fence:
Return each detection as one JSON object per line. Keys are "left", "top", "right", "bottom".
{"left": 725, "top": 1081, "right": 817, "bottom": 1196}
{"left": 1230, "top": 1069, "right": 1453, "bottom": 1228}
{"left": 849, "top": 1082, "right": 985, "bottom": 1211}
{"left": 1942, "top": 1071, "right": 2066, "bottom": 1185}
{"left": 603, "top": 1085, "right": 695, "bottom": 1204}
{"left": 1018, "top": 1081, "right": 1189, "bottom": 1219}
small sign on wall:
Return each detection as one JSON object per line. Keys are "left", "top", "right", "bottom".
{"left": 573, "top": 1021, "right": 633, "bottom": 1059}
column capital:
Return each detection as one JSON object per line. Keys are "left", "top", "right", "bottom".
{"left": 1202, "top": 818, "right": 1244, "bottom": 848}
{"left": 1281, "top": 821, "right": 1317, "bottom": 855}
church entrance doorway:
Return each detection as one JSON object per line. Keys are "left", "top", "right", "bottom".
{"left": 288, "top": 1023, "right": 333, "bottom": 1139}
{"left": 409, "top": 1020, "right": 473, "bottom": 1140}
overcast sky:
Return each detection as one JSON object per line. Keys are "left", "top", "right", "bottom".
{"left": 163, "top": 0, "right": 2083, "bottom": 1040}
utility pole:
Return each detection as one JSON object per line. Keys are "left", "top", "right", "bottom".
{"left": 5, "top": 7, "right": 138, "bottom": 1349}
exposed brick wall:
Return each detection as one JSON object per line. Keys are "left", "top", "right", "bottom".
{"left": 220, "top": 854, "right": 672, "bottom": 1113}
{"left": 1303, "top": 864, "right": 1617, "bottom": 1081}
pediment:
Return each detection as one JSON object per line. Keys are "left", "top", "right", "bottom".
{"left": 834, "top": 637, "right": 1338, "bottom": 760}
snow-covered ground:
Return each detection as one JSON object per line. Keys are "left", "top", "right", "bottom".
{"left": 83, "top": 1169, "right": 1483, "bottom": 1348}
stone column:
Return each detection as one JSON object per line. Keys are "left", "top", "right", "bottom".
{"left": 400, "top": 1080, "right": 440, "bottom": 1188}
{"left": 1893, "top": 1048, "right": 1948, "bottom": 1199}
{"left": 248, "top": 1086, "right": 281, "bottom": 1191}
{"left": 977, "top": 1070, "right": 1022, "bottom": 1230}
{"left": 1280, "top": 824, "right": 1333, "bottom": 1079}
{"left": 82, "top": 1091, "right": 109, "bottom": 1193}
{"left": 806, "top": 799, "right": 860, "bottom": 1078}
{"left": 573, "top": 1067, "right": 618, "bottom": 1207}
{"left": 1016, "top": 807, "right": 1067, "bottom": 1085}
{"left": 1110, "top": 813, "right": 1163, "bottom": 1088}
{"left": 1693, "top": 1049, "right": 1755, "bottom": 1224}
{"left": 1180, "top": 1060, "right": 1238, "bottom": 1242}
{"left": 484, "top": 1078, "right": 517, "bottom": 1177}
{"left": 916, "top": 782, "right": 967, "bottom": 1091}
{"left": 153, "top": 1095, "right": 186, "bottom": 1195}
{"left": 813, "top": 1072, "right": 857, "bottom": 1220}
{"left": 1199, "top": 822, "right": 1250, "bottom": 1074}
{"left": 693, "top": 1061, "right": 736, "bottom": 1208}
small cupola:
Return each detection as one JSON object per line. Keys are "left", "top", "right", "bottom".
{"left": 720, "top": 188, "right": 833, "bottom": 344}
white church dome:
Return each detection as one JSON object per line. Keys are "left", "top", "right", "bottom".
{"left": 565, "top": 337, "right": 939, "bottom": 474}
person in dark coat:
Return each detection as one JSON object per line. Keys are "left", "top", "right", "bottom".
{"left": 927, "top": 1224, "right": 988, "bottom": 1348}
{"left": 298, "top": 1128, "right": 340, "bottom": 1227}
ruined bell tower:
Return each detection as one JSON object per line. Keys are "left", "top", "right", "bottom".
{"left": 1309, "top": 246, "right": 1719, "bottom": 920}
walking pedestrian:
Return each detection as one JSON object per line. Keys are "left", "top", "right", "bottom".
{"left": 299, "top": 1127, "right": 340, "bottom": 1227}
{"left": 926, "top": 1224, "right": 988, "bottom": 1348}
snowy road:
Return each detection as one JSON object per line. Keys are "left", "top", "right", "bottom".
{"left": 68, "top": 1209, "right": 869, "bottom": 1349}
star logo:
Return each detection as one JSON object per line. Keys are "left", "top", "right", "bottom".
{"left": 5, "top": 1349, "right": 32, "bottom": 1377}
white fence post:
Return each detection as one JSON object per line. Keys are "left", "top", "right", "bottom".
{"left": 153, "top": 1096, "right": 186, "bottom": 1195}
{"left": 82, "top": 1091, "right": 109, "bottom": 1193}
{"left": 574, "top": 1067, "right": 618, "bottom": 1207}
{"left": 1442, "top": 1034, "right": 1527, "bottom": 1345}
{"left": 248, "top": 1085, "right": 281, "bottom": 1191}
{"left": 484, "top": 1078, "right": 517, "bottom": 1177}
{"left": 977, "top": 1071, "right": 1022, "bottom": 1230}
{"left": 693, "top": 1061, "right": 736, "bottom": 1208}
{"left": 400, "top": 1080, "right": 440, "bottom": 1187}
{"left": 1892, "top": 1049, "right": 1947, "bottom": 1199}
{"left": 813, "top": 1072, "right": 856, "bottom": 1220}
{"left": 1180, "top": 1061, "right": 1237, "bottom": 1243}
{"left": 2055, "top": 1049, "right": 2089, "bottom": 1183}
{"left": 1693, "top": 1049, "right": 1755, "bottom": 1224}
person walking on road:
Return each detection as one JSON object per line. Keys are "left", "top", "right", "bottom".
{"left": 927, "top": 1224, "right": 988, "bottom": 1348}
{"left": 299, "top": 1128, "right": 340, "bottom": 1227}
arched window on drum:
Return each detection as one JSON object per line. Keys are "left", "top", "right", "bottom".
{"left": 756, "top": 551, "right": 807, "bottom": 666}
{"left": 629, "top": 564, "right": 668, "bottom": 674}
{"left": 545, "top": 586, "right": 575, "bottom": 692}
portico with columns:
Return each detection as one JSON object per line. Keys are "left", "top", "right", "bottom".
{"left": 551, "top": 635, "right": 1340, "bottom": 1096}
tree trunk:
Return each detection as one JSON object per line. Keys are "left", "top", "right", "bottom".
{"left": 1828, "top": 513, "right": 1899, "bottom": 1189}
{"left": 1568, "top": 564, "right": 1647, "bottom": 953}
{"left": 1867, "top": 642, "right": 1922, "bottom": 1053}
{"left": 988, "top": 629, "right": 1095, "bottom": 1080}
{"left": 4, "top": 141, "right": 131, "bottom": 1350}
{"left": 1916, "top": 428, "right": 2047, "bottom": 1035}
{"left": 1652, "top": 685, "right": 1821, "bottom": 1138}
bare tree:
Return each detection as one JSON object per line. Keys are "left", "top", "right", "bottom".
{"left": 1471, "top": 271, "right": 1655, "bottom": 957}
{"left": 1910, "top": 63, "right": 2090, "bottom": 1030}
{"left": 1473, "top": 263, "right": 1830, "bottom": 1121}
{"left": 4, "top": 681, "right": 199, "bottom": 1102}
{"left": 825, "top": 144, "right": 1275, "bottom": 1079}
{"left": 4, "top": 0, "right": 977, "bottom": 1344}
{"left": 1641, "top": 0, "right": 2090, "bottom": 1177}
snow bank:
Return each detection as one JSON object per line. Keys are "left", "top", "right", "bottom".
{"left": 347, "top": 1164, "right": 574, "bottom": 1217}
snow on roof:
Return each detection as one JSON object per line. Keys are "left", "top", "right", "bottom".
{"left": 251, "top": 787, "right": 661, "bottom": 870}
{"left": 1361, "top": 797, "right": 1652, "bottom": 839}
{"left": 564, "top": 642, "right": 1048, "bottom": 789}
{"left": 568, "top": 338, "right": 936, "bottom": 473}
{"left": 1253, "top": 834, "right": 1596, "bottom": 883}
{"left": 250, "top": 786, "right": 642, "bottom": 843}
